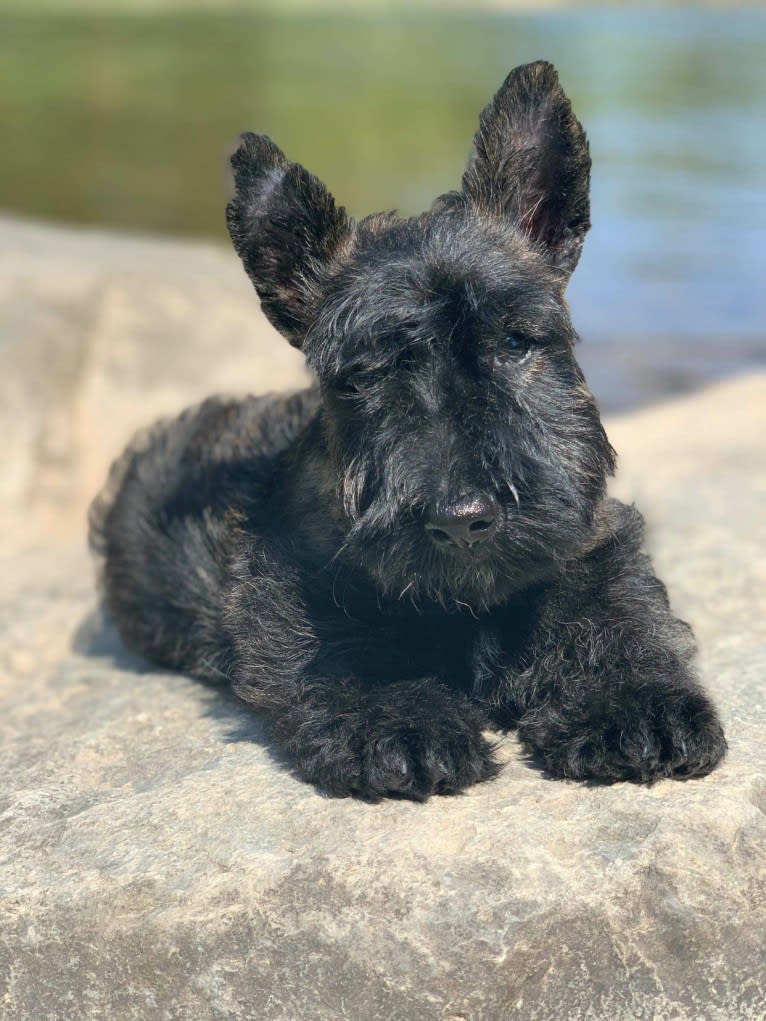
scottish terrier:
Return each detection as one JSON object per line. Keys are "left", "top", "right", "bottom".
{"left": 91, "top": 61, "right": 727, "bottom": 800}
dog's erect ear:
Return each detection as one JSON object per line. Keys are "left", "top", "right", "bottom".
{"left": 461, "top": 61, "right": 591, "bottom": 279}
{"left": 226, "top": 134, "right": 353, "bottom": 346}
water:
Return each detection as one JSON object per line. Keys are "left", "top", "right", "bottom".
{"left": 1, "top": 8, "right": 764, "bottom": 409}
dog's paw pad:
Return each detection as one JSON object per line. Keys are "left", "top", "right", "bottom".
{"left": 361, "top": 719, "right": 499, "bottom": 800}
{"left": 293, "top": 685, "right": 500, "bottom": 800}
{"left": 520, "top": 685, "right": 727, "bottom": 784}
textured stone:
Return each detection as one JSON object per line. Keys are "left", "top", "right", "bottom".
{"left": 1, "top": 218, "right": 764, "bottom": 1021}
{"left": 0, "top": 216, "right": 309, "bottom": 554}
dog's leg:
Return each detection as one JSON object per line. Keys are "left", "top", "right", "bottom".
{"left": 476, "top": 506, "right": 727, "bottom": 783}
{"left": 223, "top": 550, "right": 499, "bottom": 800}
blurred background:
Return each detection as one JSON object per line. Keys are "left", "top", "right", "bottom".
{"left": 1, "top": 0, "right": 764, "bottom": 412}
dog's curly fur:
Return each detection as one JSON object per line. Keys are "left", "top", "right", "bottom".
{"left": 90, "top": 61, "right": 727, "bottom": 800}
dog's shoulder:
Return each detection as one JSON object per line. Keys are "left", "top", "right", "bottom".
{"left": 176, "top": 385, "right": 321, "bottom": 466}
{"left": 583, "top": 497, "right": 646, "bottom": 558}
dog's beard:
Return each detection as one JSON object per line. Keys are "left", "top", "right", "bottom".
{"left": 333, "top": 434, "right": 608, "bottom": 613}
{"left": 342, "top": 521, "right": 511, "bottom": 614}
{"left": 337, "top": 491, "right": 597, "bottom": 615}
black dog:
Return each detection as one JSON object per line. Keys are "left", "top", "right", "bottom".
{"left": 91, "top": 61, "right": 726, "bottom": 800}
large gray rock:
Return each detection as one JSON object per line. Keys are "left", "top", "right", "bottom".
{"left": 0, "top": 216, "right": 309, "bottom": 554}
{"left": 1, "top": 218, "right": 764, "bottom": 1021}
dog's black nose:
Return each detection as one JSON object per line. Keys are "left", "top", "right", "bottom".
{"left": 425, "top": 495, "right": 500, "bottom": 548}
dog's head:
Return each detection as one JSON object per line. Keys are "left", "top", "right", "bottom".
{"left": 227, "top": 61, "right": 615, "bottom": 611}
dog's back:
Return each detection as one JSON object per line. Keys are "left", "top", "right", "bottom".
{"left": 89, "top": 388, "right": 319, "bottom": 678}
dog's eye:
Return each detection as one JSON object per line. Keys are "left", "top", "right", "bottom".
{"left": 333, "top": 371, "right": 379, "bottom": 400}
{"left": 494, "top": 333, "right": 533, "bottom": 367}
{"left": 507, "top": 333, "right": 532, "bottom": 354}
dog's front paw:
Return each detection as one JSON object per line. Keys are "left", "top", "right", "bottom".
{"left": 518, "top": 683, "right": 727, "bottom": 784}
{"left": 287, "top": 682, "right": 500, "bottom": 801}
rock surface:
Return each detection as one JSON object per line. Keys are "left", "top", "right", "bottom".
{"left": 0, "top": 216, "right": 309, "bottom": 554}
{"left": 1, "top": 218, "right": 765, "bottom": 1021}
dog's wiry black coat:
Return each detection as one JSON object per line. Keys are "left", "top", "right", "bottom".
{"left": 91, "top": 62, "right": 727, "bottom": 800}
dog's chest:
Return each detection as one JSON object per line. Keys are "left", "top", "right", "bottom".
{"left": 312, "top": 593, "right": 480, "bottom": 692}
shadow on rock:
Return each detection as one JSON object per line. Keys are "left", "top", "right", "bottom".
{"left": 71, "top": 602, "right": 286, "bottom": 756}
{"left": 72, "top": 604, "right": 148, "bottom": 671}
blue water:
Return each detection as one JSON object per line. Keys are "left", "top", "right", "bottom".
{"left": 519, "top": 11, "right": 766, "bottom": 406}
